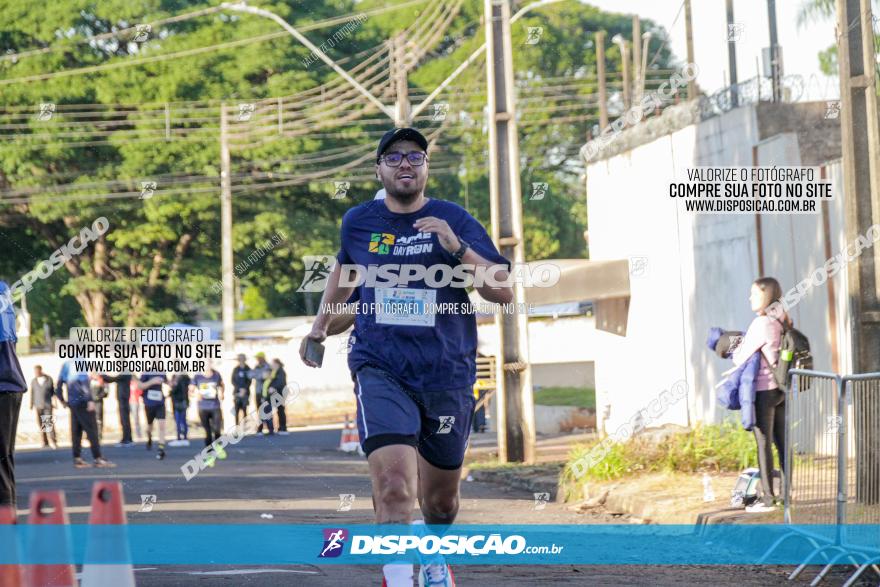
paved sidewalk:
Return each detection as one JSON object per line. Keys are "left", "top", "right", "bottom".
{"left": 467, "top": 430, "right": 596, "bottom": 463}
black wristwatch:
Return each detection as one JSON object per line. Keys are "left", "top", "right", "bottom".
{"left": 452, "top": 238, "right": 470, "bottom": 260}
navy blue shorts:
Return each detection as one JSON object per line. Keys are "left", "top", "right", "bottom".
{"left": 353, "top": 364, "right": 476, "bottom": 470}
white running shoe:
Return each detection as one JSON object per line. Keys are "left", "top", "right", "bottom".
{"left": 382, "top": 562, "right": 414, "bottom": 587}
{"left": 418, "top": 563, "right": 455, "bottom": 587}
{"left": 745, "top": 502, "right": 776, "bottom": 513}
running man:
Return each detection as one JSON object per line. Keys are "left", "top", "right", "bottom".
{"left": 300, "top": 128, "right": 513, "bottom": 587}
{"left": 137, "top": 371, "right": 168, "bottom": 460}
{"left": 191, "top": 364, "right": 226, "bottom": 467}
{"left": 170, "top": 372, "right": 191, "bottom": 444}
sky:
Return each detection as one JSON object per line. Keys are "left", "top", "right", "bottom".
{"left": 584, "top": 0, "right": 841, "bottom": 100}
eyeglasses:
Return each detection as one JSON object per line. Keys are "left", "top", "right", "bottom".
{"left": 379, "top": 151, "right": 427, "bottom": 167}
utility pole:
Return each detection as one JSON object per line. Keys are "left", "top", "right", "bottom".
{"left": 631, "top": 16, "right": 642, "bottom": 106}
{"left": 612, "top": 35, "right": 631, "bottom": 110}
{"left": 393, "top": 33, "right": 411, "bottom": 126}
{"left": 484, "top": 0, "right": 536, "bottom": 464}
{"left": 725, "top": 0, "right": 739, "bottom": 107}
{"left": 639, "top": 31, "right": 651, "bottom": 103}
{"left": 766, "top": 0, "right": 781, "bottom": 102}
{"left": 595, "top": 30, "right": 609, "bottom": 130}
{"left": 837, "top": 0, "right": 880, "bottom": 503}
{"left": 220, "top": 104, "right": 235, "bottom": 352}
{"left": 684, "top": 0, "right": 696, "bottom": 100}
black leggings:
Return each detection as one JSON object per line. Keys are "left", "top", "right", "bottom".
{"left": 199, "top": 408, "right": 222, "bottom": 446}
{"left": 754, "top": 389, "right": 786, "bottom": 505}
{"left": 71, "top": 403, "right": 102, "bottom": 460}
{"left": 0, "top": 393, "right": 23, "bottom": 506}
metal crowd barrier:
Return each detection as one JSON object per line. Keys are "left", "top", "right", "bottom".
{"left": 839, "top": 374, "right": 880, "bottom": 587}
{"left": 760, "top": 370, "right": 880, "bottom": 585}
{"left": 785, "top": 370, "right": 841, "bottom": 527}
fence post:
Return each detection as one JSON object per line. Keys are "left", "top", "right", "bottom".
{"left": 836, "top": 375, "right": 846, "bottom": 543}
{"left": 784, "top": 371, "right": 796, "bottom": 525}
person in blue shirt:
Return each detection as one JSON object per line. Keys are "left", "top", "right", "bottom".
{"left": 0, "top": 282, "right": 27, "bottom": 505}
{"left": 137, "top": 372, "right": 168, "bottom": 460}
{"left": 56, "top": 360, "right": 115, "bottom": 469}
{"left": 191, "top": 364, "right": 225, "bottom": 464}
{"left": 299, "top": 128, "right": 513, "bottom": 587}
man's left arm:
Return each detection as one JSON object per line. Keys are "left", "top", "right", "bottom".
{"left": 413, "top": 215, "right": 513, "bottom": 304}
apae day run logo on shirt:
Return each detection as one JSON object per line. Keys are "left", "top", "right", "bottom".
{"left": 369, "top": 233, "right": 395, "bottom": 255}
{"left": 368, "top": 232, "right": 433, "bottom": 256}
{"left": 319, "top": 528, "right": 348, "bottom": 558}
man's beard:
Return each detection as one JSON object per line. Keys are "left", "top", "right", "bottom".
{"left": 386, "top": 183, "right": 421, "bottom": 204}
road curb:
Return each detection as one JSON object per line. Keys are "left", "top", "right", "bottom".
{"left": 467, "top": 466, "right": 564, "bottom": 502}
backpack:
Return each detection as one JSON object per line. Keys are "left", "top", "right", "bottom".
{"left": 771, "top": 318, "right": 813, "bottom": 391}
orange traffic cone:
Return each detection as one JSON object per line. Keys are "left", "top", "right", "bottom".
{"left": 339, "top": 414, "right": 362, "bottom": 454}
{"left": 22, "top": 491, "right": 76, "bottom": 587}
{"left": 338, "top": 414, "right": 355, "bottom": 452}
{"left": 0, "top": 505, "right": 22, "bottom": 587}
{"left": 338, "top": 414, "right": 350, "bottom": 450}
{"left": 82, "top": 481, "right": 134, "bottom": 587}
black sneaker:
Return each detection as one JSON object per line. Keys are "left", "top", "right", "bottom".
{"left": 157, "top": 447, "right": 166, "bottom": 460}
{"left": 146, "top": 439, "right": 152, "bottom": 450}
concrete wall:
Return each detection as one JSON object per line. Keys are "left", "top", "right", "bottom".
{"left": 586, "top": 102, "right": 849, "bottom": 435}
{"left": 531, "top": 362, "right": 594, "bottom": 389}
{"left": 477, "top": 314, "right": 597, "bottom": 389}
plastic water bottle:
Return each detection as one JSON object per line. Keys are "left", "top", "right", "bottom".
{"left": 703, "top": 473, "right": 715, "bottom": 502}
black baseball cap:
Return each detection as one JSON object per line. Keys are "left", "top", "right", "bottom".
{"left": 376, "top": 128, "right": 428, "bottom": 160}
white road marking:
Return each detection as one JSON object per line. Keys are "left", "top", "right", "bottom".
{"left": 75, "top": 567, "right": 157, "bottom": 579}
{"left": 177, "top": 569, "right": 320, "bottom": 576}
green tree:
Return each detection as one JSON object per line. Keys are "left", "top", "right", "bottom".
{"left": 797, "top": 0, "right": 880, "bottom": 77}
{"left": 0, "top": 0, "right": 677, "bottom": 329}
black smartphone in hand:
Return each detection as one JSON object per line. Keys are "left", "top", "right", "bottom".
{"left": 304, "top": 337, "right": 325, "bottom": 367}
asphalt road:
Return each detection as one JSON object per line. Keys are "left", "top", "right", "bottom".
{"left": 10, "top": 428, "right": 874, "bottom": 586}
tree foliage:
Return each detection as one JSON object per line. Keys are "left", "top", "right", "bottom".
{"left": 0, "top": 0, "right": 675, "bottom": 332}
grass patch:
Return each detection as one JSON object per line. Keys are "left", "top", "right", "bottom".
{"left": 560, "top": 423, "right": 757, "bottom": 497}
{"left": 533, "top": 386, "right": 595, "bottom": 409}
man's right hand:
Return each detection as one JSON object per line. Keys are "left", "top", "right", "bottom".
{"left": 300, "top": 328, "right": 327, "bottom": 368}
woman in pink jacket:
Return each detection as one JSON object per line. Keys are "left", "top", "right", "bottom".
{"left": 732, "top": 277, "right": 790, "bottom": 512}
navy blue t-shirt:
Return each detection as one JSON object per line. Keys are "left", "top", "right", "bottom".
{"left": 193, "top": 372, "right": 223, "bottom": 410}
{"left": 140, "top": 372, "right": 167, "bottom": 407}
{"left": 0, "top": 282, "right": 25, "bottom": 394}
{"left": 337, "top": 198, "right": 509, "bottom": 392}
